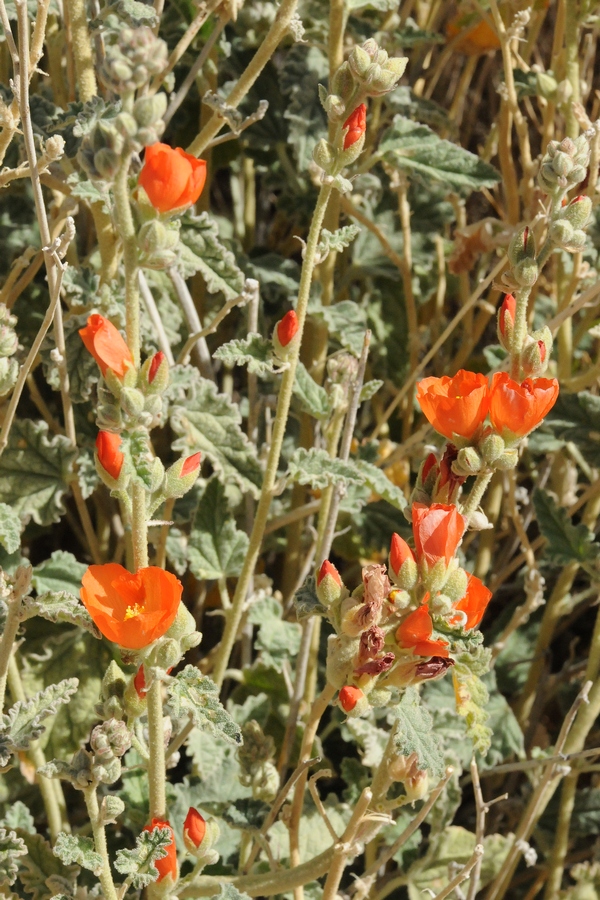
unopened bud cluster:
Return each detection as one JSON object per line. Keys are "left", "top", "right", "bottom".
{"left": 538, "top": 135, "right": 590, "bottom": 195}
{"left": 90, "top": 718, "right": 132, "bottom": 784}
{"left": 238, "top": 720, "right": 279, "bottom": 803}
{"left": 100, "top": 26, "right": 168, "bottom": 95}
{"left": 0, "top": 304, "right": 19, "bottom": 397}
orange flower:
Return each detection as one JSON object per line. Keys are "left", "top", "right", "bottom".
{"left": 81, "top": 564, "right": 182, "bottom": 649}
{"left": 96, "top": 431, "right": 124, "bottom": 481}
{"left": 396, "top": 605, "right": 449, "bottom": 658}
{"left": 343, "top": 104, "right": 367, "bottom": 149}
{"left": 416, "top": 370, "right": 490, "bottom": 441}
{"left": 412, "top": 502, "right": 466, "bottom": 567}
{"left": 79, "top": 314, "right": 134, "bottom": 379}
{"left": 452, "top": 574, "right": 492, "bottom": 630}
{"left": 143, "top": 818, "right": 177, "bottom": 882}
{"left": 139, "top": 143, "right": 207, "bottom": 213}
{"left": 489, "top": 372, "right": 559, "bottom": 439}
{"left": 446, "top": 15, "right": 500, "bottom": 55}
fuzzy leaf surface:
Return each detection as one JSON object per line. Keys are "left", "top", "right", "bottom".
{"left": 317, "top": 224, "right": 361, "bottom": 260}
{"left": 293, "top": 363, "right": 332, "bottom": 420}
{"left": 114, "top": 826, "right": 171, "bottom": 888}
{"left": 248, "top": 594, "right": 302, "bottom": 671}
{"left": 53, "top": 833, "right": 102, "bottom": 875}
{"left": 171, "top": 378, "right": 263, "bottom": 497}
{"left": 0, "top": 678, "right": 79, "bottom": 766}
{"left": 22, "top": 591, "right": 100, "bottom": 637}
{"left": 311, "top": 300, "right": 367, "bottom": 356}
{"left": 32, "top": 550, "right": 87, "bottom": 597}
{"left": 391, "top": 686, "right": 445, "bottom": 778}
{"left": 355, "top": 460, "right": 407, "bottom": 510}
{"left": 167, "top": 666, "right": 242, "bottom": 745}
{"left": 187, "top": 477, "right": 249, "bottom": 580}
{"left": 288, "top": 448, "right": 365, "bottom": 491}
{"left": 177, "top": 212, "right": 245, "bottom": 298}
{"left": 0, "top": 801, "right": 35, "bottom": 834}
{"left": 0, "top": 420, "right": 77, "bottom": 526}
{"left": 213, "top": 334, "right": 279, "bottom": 376}
{"left": 294, "top": 575, "right": 327, "bottom": 621}
{"left": 220, "top": 886, "right": 252, "bottom": 900}
{"left": 13, "top": 829, "right": 78, "bottom": 900}
{"left": 0, "top": 827, "right": 27, "bottom": 886}
{"left": 0, "top": 502, "right": 21, "bottom": 553}
{"left": 533, "top": 488, "right": 600, "bottom": 566}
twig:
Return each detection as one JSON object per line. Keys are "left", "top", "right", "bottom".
{"left": 148, "top": 0, "right": 223, "bottom": 95}
{"left": 434, "top": 845, "right": 484, "bottom": 900}
{"left": 467, "top": 758, "right": 486, "bottom": 900}
{"left": 176, "top": 279, "right": 256, "bottom": 364}
{"left": 308, "top": 770, "right": 339, "bottom": 842}
{"left": 322, "top": 787, "right": 373, "bottom": 900}
{"left": 138, "top": 271, "right": 175, "bottom": 365}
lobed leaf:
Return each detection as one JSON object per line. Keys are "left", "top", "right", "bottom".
{"left": 22, "top": 591, "right": 100, "bottom": 637}
{"left": 114, "top": 826, "right": 171, "bottom": 889}
{"left": 293, "top": 363, "right": 332, "bottom": 421}
{"left": 0, "top": 502, "right": 21, "bottom": 554}
{"left": 288, "top": 448, "right": 365, "bottom": 491}
{"left": 0, "top": 678, "right": 79, "bottom": 767}
{"left": 213, "top": 333, "right": 279, "bottom": 377}
{"left": 177, "top": 212, "right": 245, "bottom": 298}
{"left": 533, "top": 487, "right": 600, "bottom": 566}
{"left": 391, "top": 687, "right": 445, "bottom": 778}
{"left": 167, "top": 666, "right": 242, "bottom": 745}
{"left": 0, "top": 827, "right": 27, "bottom": 886}
{"left": 187, "top": 477, "right": 249, "bottom": 580}
{"left": 53, "top": 833, "right": 103, "bottom": 875}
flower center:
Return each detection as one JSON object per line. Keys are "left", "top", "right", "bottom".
{"left": 124, "top": 602, "right": 145, "bottom": 620}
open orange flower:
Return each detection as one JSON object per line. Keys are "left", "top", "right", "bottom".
{"left": 79, "top": 314, "right": 134, "bottom": 379}
{"left": 451, "top": 573, "right": 492, "bottom": 630}
{"left": 143, "top": 818, "right": 177, "bottom": 882}
{"left": 139, "top": 143, "right": 207, "bottom": 213}
{"left": 396, "top": 605, "right": 449, "bottom": 658}
{"left": 446, "top": 14, "right": 500, "bottom": 55}
{"left": 81, "top": 564, "right": 182, "bottom": 649}
{"left": 412, "top": 502, "right": 466, "bottom": 567}
{"left": 416, "top": 370, "right": 490, "bottom": 441}
{"left": 489, "top": 372, "right": 559, "bottom": 440}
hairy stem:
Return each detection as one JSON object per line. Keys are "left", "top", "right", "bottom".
{"left": 147, "top": 676, "right": 166, "bottom": 820}
{"left": 113, "top": 157, "right": 141, "bottom": 368}
{"left": 0, "top": 598, "right": 21, "bottom": 710}
{"left": 84, "top": 786, "right": 120, "bottom": 900}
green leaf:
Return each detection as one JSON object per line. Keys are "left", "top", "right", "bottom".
{"left": 167, "top": 666, "right": 242, "bottom": 745}
{"left": 281, "top": 44, "right": 328, "bottom": 171}
{"left": 113, "top": 0, "right": 159, "bottom": 25}
{"left": 360, "top": 380, "right": 383, "bottom": 402}
{"left": 171, "top": 377, "right": 263, "bottom": 497}
{"left": 219, "top": 886, "right": 252, "bottom": 900}
{"left": 213, "top": 334, "right": 279, "bottom": 377}
{"left": 248, "top": 594, "right": 302, "bottom": 671}
{"left": 310, "top": 299, "right": 368, "bottom": 356}
{"left": 13, "top": 829, "right": 78, "bottom": 900}
{"left": 53, "top": 833, "right": 102, "bottom": 875}
{"left": 0, "top": 827, "right": 27, "bottom": 886}
{"left": 536, "top": 391, "right": 600, "bottom": 466}
{"left": 294, "top": 575, "right": 328, "bottom": 621}
{"left": 288, "top": 448, "right": 365, "bottom": 491}
{"left": 22, "top": 591, "right": 100, "bottom": 637}
{"left": 0, "top": 800, "right": 35, "bottom": 834}
{"left": 0, "top": 420, "right": 77, "bottom": 526}
{"left": 392, "top": 686, "right": 445, "bottom": 778}
{"left": 533, "top": 487, "right": 600, "bottom": 566}
{"left": 293, "top": 362, "right": 332, "bottom": 421}
{"left": 114, "top": 826, "right": 172, "bottom": 889}
{"left": 317, "top": 224, "right": 361, "bottom": 260}
{"left": 0, "top": 678, "right": 79, "bottom": 767}
{"left": 32, "top": 551, "right": 87, "bottom": 597}
{"left": 66, "top": 174, "right": 111, "bottom": 214}
{"left": 187, "top": 477, "right": 249, "bottom": 580}
{"left": 354, "top": 460, "right": 407, "bottom": 510}
{"left": 177, "top": 212, "right": 245, "bottom": 298}
{"left": 380, "top": 115, "right": 501, "bottom": 193}
{"left": 0, "top": 502, "right": 21, "bottom": 553}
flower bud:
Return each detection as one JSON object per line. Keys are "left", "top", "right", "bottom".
{"left": 512, "top": 258, "right": 539, "bottom": 288}
{"left": 495, "top": 448, "right": 519, "bottom": 469}
{"left": 536, "top": 71, "right": 557, "bottom": 99}
{"left": 165, "top": 600, "right": 201, "bottom": 652}
{"left": 422, "top": 557, "right": 450, "bottom": 593}
{"left": 313, "top": 138, "right": 336, "bottom": 173}
{"left": 316, "top": 560, "right": 344, "bottom": 606}
{"left": 442, "top": 567, "right": 468, "bottom": 602}
{"left": 508, "top": 225, "right": 535, "bottom": 266}
{"left": 154, "top": 637, "right": 182, "bottom": 671}
{"left": 134, "top": 93, "right": 168, "bottom": 128}
{"left": 140, "top": 350, "right": 170, "bottom": 395}
{"left": 273, "top": 310, "right": 299, "bottom": 359}
{"left": 120, "top": 387, "right": 145, "bottom": 418}
{"left": 134, "top": 665, "right": 147, "bottom": 697}
{"left": 164, "top": 452, "right": 202, "bottom": 498}
{"left": 405, "top": 768, "right": 429, "bottom": 801}
{"left": 326, "top": 634, "right": 359, "bottom": 688}
{"left": 564, "top": 194, "right": 592, "bottom": 228}
{"left": 338, "top": 685, "right": 369, "bottom": 716}
{"left": 330, "top": 62, "right": 356, "bottom": 102}
{"left": 522, "top": 327, "right": 552, "bottom": 377}
{"left": 348, "top": 45, "right": 371, "bottom": 78}
{"left": 91, "top": 718, "right": 132, "bottom": 759}
{"left": 183, "top": 807, "right": 206, "bottom": 850}
{"left": 388, "top": 533, "right": 417, "bottom": 589}
{"left": 453, "top": 446, "right": 483, "bottom": 476}
{"left": 498, "top": 294, "right": 516, "bottom": 350}
{"left": 480, "top": 432, "right": 505, "bottom": 464}
{"left": 142, "top": 818, "right": 177, "bottom": 884}
{"left": 96, "top": 430, "right": 125, "bottom": 485}
{"left": 93, "top": 148, "right": 121, "bottom": 181}
{"left": 342, "top": 104, "right": 367, "bottom": 150}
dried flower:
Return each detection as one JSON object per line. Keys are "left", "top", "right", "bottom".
{"left": 143, "top": 818, "right": 177, "bottom": 882}
{"left": 416, "top": 370, "right": 490, "bottom": 441}
{"left": 489, "top": 372, "right": 559, "bottom": 440}
{"left": 79, "top": 314, "right": 134, "bottom": 379}
{"left": 139, "top": 143, "right": 207, "bottom": 213}
{"left": 81, "top": 564, "right": 182, "bottom": 649}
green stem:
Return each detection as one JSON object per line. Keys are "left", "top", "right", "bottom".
{"left": 509, "top": 289, "right": 530, "bottom": 381}
{"left": 0, "top": 598, "right": 20, "bottom": 710}
{"left": 113, "top": 156, "right": 141, "bottom": 368}
{"left": 84, "top": 786, "right": 119, "bottom": 900}
{"left": 147, "top": 677, "right": 166, "bottom": 820}
{"left": 131, "top": 482, "right": 149, "bottom": 571}
{"left": 564, "top": 0, "right": 580, "bottom": 140}
{"left": 461, "top": 471, "right": 494, "bottom": 520}
{"left": 211, "top": 182, "right": 333, "bottom": 688}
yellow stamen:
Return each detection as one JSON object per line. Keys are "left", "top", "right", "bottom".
{"left": 124, "top": 603, "right": 144, "bottom": 620}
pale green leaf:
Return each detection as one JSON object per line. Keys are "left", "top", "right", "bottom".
{"left": 32, "top": 550, "right": 87, "bottom": 597}
{"left": 220, "top": 886, "right": 252, "bottom": 900}
{"left": 0, "top": 827, "right": 27, "bottom": 886}
{"left": 213, "top": 333, "right": 279, "bottom": 377}
{"left": 248, "top": 594, "right": 302, "bottom": 671}
{"left": 53, "top": 833, "right": 102, "bottom": 875}
{"left": 187, "top": 477, "right": 249, "bottom": 580}
{"left": 14, "top": 829, "right": 78, "bottom": 900}
{"left": 0, "top": 502, "right": 21, "bottom": 553}
{"left": 317, "top": 224, "right": 361, "bottom": 260}
{"left": 533, "top": 487, "right": 599, "bottom": 566}
{"left": 294, "top": 575, "right": 327, "bottom": 621}
{"left": 0, "top": 420, "right": 77, "bottom": 526}
{"left": 22, "top": 591, "right": 100, "bottom": 637}
{"left": 114, "top": 826, "right": 172, "bottom": 889}
{"left": 355, "top": 460, "right": 407, "bottom": 510}
{"left": 392, "top": 686, "right": 445, "bottom": 778}
{"left": 0, "top": 800, "right": 35, "bottom": 834}
{"left": 311, "top": 300, "right": 367, "bottom": 356}
{"left": 288, "top": 448, "right": 365, "bottom": 491}
{"left": 171, "top": 378, "right": 263, "bottom": 497}
{"left": 177, "top": 212, "right": 245, "bottom": 298}
{"left": 167, "top": 666, "right": 242, "bottom": 745}
{"left": 0, "top": 678, "right": 79, "bottom": 767}
{"left": 380, "top": 115, "right": 501, "bottom": 193}
{"left": 293, "top": 362, "right": 332, "bottom": 420}
{"left": 360, "top": 380, "right": 383, "bottom": 402}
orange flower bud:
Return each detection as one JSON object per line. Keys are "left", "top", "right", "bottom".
{"left": 451, "top": 573, "right": 492, "bottom": 630}
{"left": 343, "top": 103, "right": 367, "bottom": 149}
{"left": 339, "top": 685, "right": 363, "bottom": 712}
{"left": 277, "top": 310, "right": 299, "bottom": 347}
{"left": 143, "top": 818, "right": 177, "bottom": 882}
{"left": 498, "top": 293, "right": 516, "bottom": 341}
{"left": 317, "top": 560, "right": 341, "bottom": 587}
{"left": 183, "top": 807, "right": 206, "bottom": 849}
{"left": 79, "top": 314, "right": 134, "bottom": 379}
{"left": 181, "top": 452, "right": 202, "bottom": 477}
{"left": 388, "top": 533, "right": 417, "bottom": 589}
{"left": 421, "top": 453, "right": 438, "bottom": 481}
{"left": 96, "top": 431, "right": 124, "bottom": 481}
{"left": 416, "top": 370, "right": 490, "bottom": 441}
{"left": 489, "top": 372, "right": 559, "bottom": 440}
{"left": 133, "top": 665, "right": 146, "bottom": 697}
{"left": 81, "top": 564, "right": 182, "bottom": 649}
{"left": 139, "top": 143, "right": 207, "bottom": 213}
{"left": 411, "top": 502, "right": 466, "bottom": 567}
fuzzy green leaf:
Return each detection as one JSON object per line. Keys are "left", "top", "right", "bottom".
{"left": 360, "top": 380, "right": 384, "bottom": 402}
{"left": 0, "top": 678, "right": 79, "bottom": 767}
{"left": 0, "top": 502, "right": 21, "bottom": 553}
{"left": 317, "top": 224, "right": 361, "bottom": 260}
{"left": 294, "top": 575, "right": 328, "bottom": 621}
{"left": 220, "top": 886, "right": 252, "bottom": 900}
{"left": 187, "top": 477, "right": 249, "bottom": 580}
{"left": 114, "top": 826, "right": 171, "bottom": 888}
{"left": 0, "top": 801, "right": 35, "bottom": 834}
{"left": 177, "top": 212, "right": 245, "bottom": 298}
{"left": 14, "top": 829, "right": 78, "bottom": 900}
{"left": 381, "top": 115, "right": 501, "bottom": 193}
{"left": 281, "top": 44, "right": 328, "bottom": 171}
{"left": 167, "top": 666, "right": 242, "bottom": 745}
{"left": 22, "top": 591, "right": 100, "bottom": 637}
{"left": 288, "top": 448, "right": 365, "bottom": 491}
{"left": 248, "top": 594, "right": 302, "bottom": 671}
{"left": 293, "top": 362, "right": 332, "bottom": 420}
{"left": 53, "top": 833, "right": 102, "bottom": 875}
{"left": 0, "top": 828, "right": 27, "bottom": 886}
{"left": 32, "top": 550, "right": 87, "bottom": 597}
{"left": 354, "top": 460, "right": 407, "bottom": 510}
{"left": 0, "top": 420, "right": 77, "bottom": 526}
{"left": 535, "top": 391, "right": 600, "bottom": 464}
{"left": 392, "top": 686, "right": 445, "bottom": 778}
{"left": 311, "top": 300, "right": 367, "bottom": 356}
{"left": 533, "top": 488, "right": 600, "bottom": 566}
{"left": 171, "top": 378, "right": 263, "bottom": 497}
{"left": 213, "top": 334, "right": 279, "bottom": 377}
